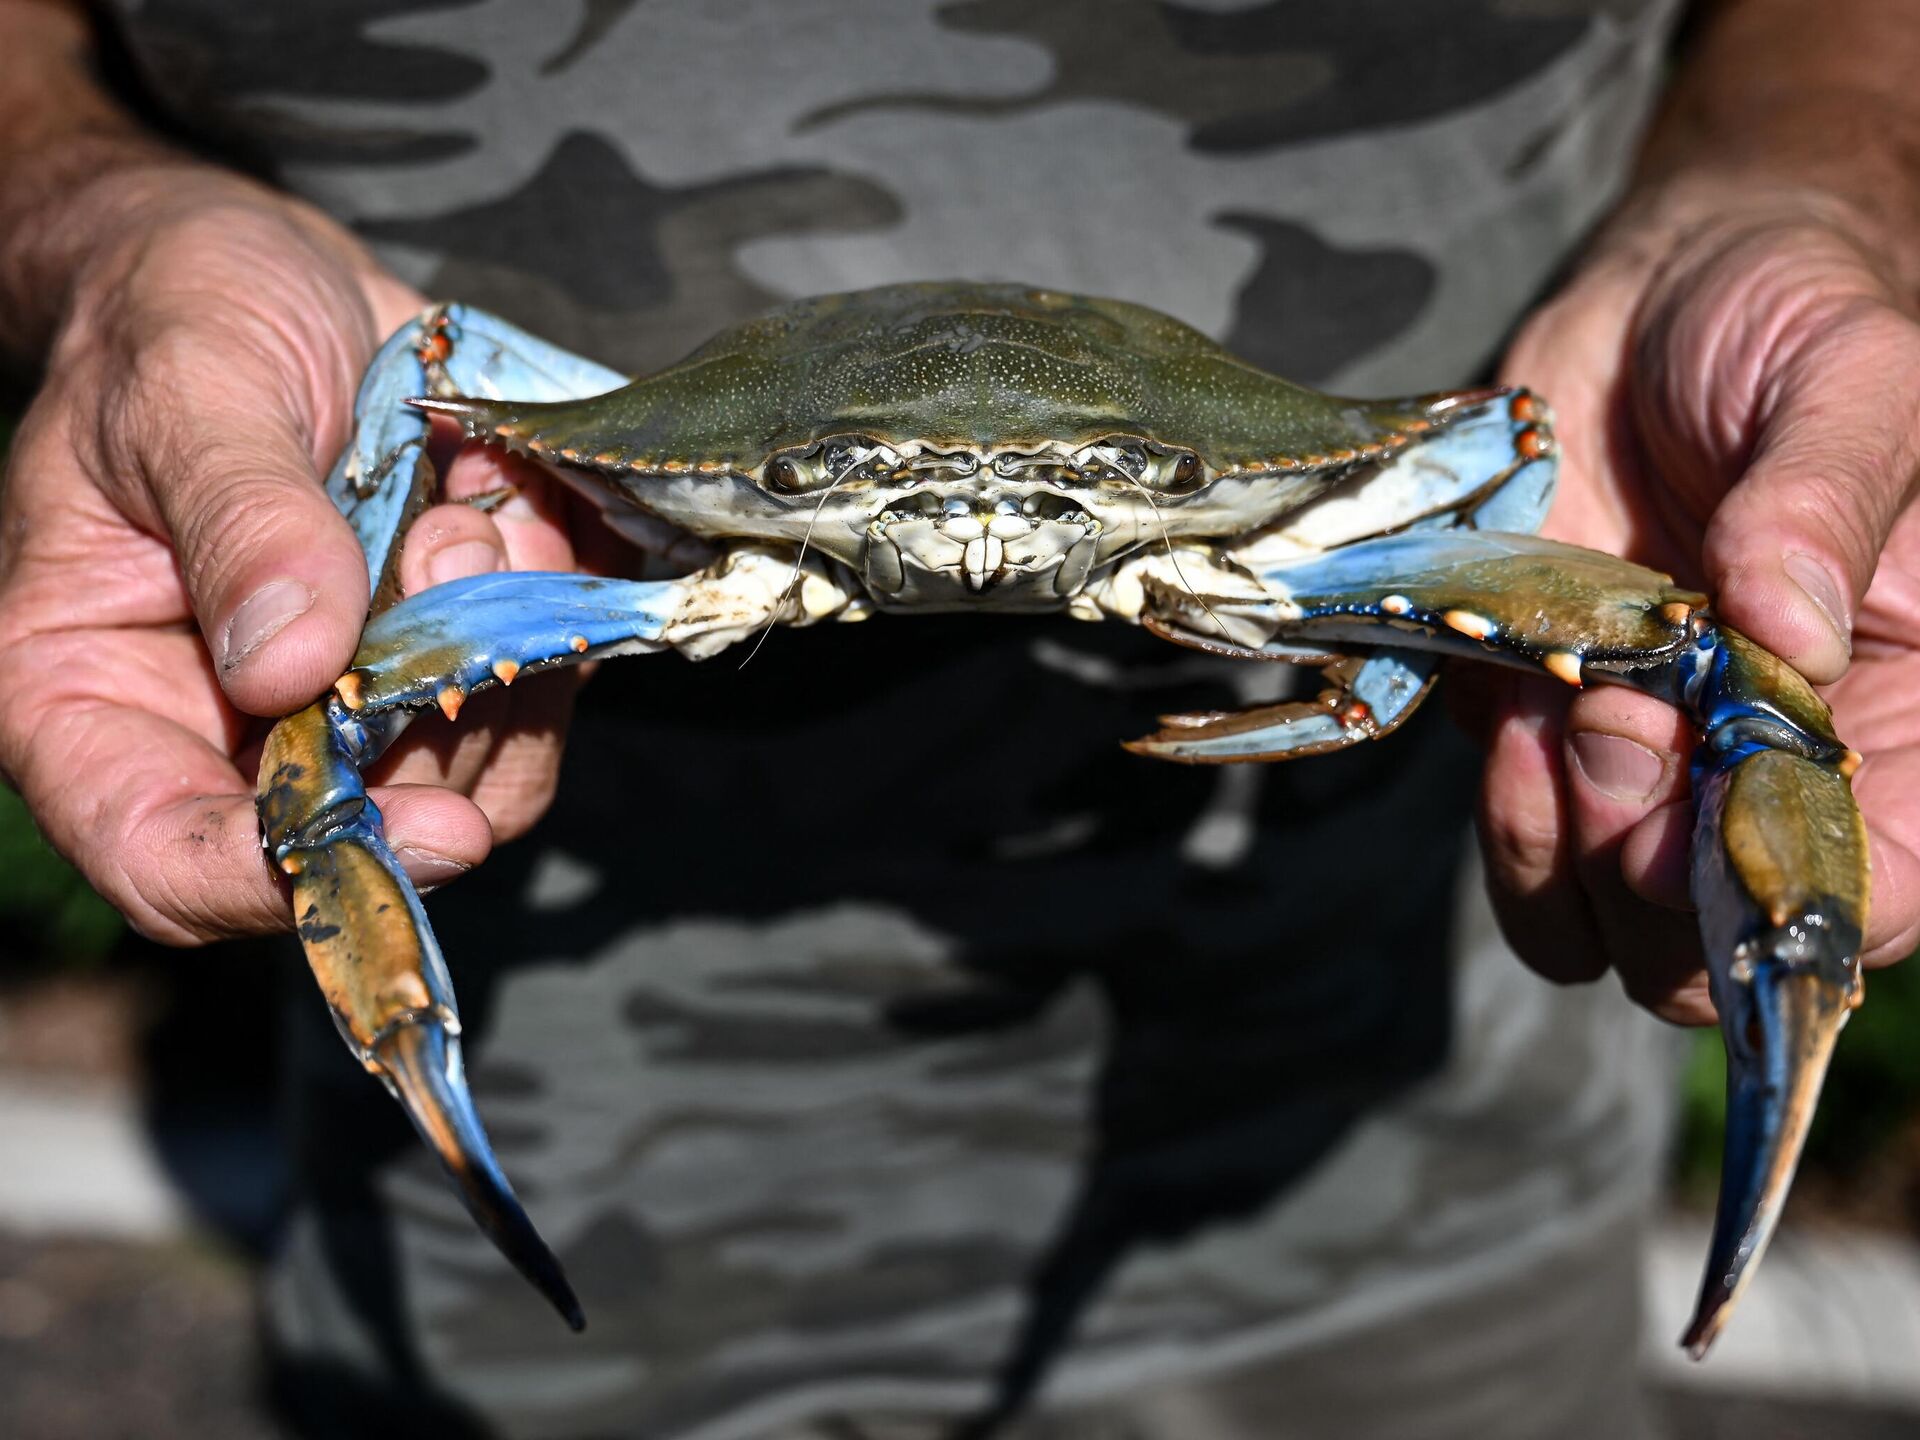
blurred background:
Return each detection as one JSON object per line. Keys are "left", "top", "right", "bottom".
{"left": 2, "top": 390, "right": 1917, "bottom": 1436}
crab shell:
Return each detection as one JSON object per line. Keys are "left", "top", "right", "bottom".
{"left": 415, "top": 283, "right": 1516, "bottom": 612}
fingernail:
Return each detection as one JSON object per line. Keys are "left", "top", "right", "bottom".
{"left": 1785, "top": 553, "right": 1852, "bottom": 658}
{"left": 426, "top": 540, "right": 502, "bottom": 587}
{"left": 396, "top": 846, "right": 471, "bottom": 892}
{"left": 1570, "top": 732, "right": 1666, "bottom": 803}
{"left": 222, "top": 580, "right": 314, "bottom": 671}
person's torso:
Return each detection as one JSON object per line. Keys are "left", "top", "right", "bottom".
{"left": 105, "top": 5, "right": 1683, "bottom": 1436}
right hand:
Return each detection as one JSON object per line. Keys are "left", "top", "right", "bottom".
{"left": 0, "top": 172, "right": 584, "bottom": 943}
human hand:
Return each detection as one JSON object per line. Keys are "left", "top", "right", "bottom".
{"left": 0, "top": 171, "right": 588, "bottom": 943}
{"left": 1474, "top": 188, "right": 1920, "bottom": 1023}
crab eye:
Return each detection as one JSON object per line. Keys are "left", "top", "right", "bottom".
{"left": 763, "top": 455, "right": 828, "bottom": 494}
{"left": 1157, "top": 452, "right": 1204, "bottom": 494}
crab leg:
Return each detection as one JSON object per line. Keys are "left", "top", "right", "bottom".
{"left": 264, "top": 308, "right": 653, "bottom": 1327}
{"left": 260, "top": 573, "right": 694, "bottom": 1329}
{"left": 325, "top": 304, "right": 629, "bottom": 608}
{"left": 284, "top": 304, "right": 830, "bottom": 1325}
{"left": 1136, "top": 530, "right": 1868, "bottom": 1354}
{"left": 1127, "top": 632, "right": 1443, "bottom": 761}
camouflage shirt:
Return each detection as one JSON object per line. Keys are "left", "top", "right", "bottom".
{"left": 106, "top": 4, "right": 1685, "bottom": 1437}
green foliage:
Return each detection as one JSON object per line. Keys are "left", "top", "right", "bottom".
{"left": 0, "top": 783, "right": 125, "bottom": 966}
{"left": 1676, "top": 1030, "right": 1727, "bottom": 1196}
{"left": 1677, "top": 956, "right": 1920, "bottom": 1193}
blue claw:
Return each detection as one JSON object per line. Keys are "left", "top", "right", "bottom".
{"left": 1125, "top": 647, "right": 1438, "bottom": 761}
{"left": 261, "top": 704, "right": 586, "bottom": 1329}
{"left": 1682, "top": 752, "right": 1865, "bottom": 1356}
{"left": 376, "top": 1016, "right": 586, "bottom": 1332}
{"left": 259, "top": 563, "right": 691, "bottom": 1333}
{"left": 1689, "top": 733, "right": 1866, "bottom": 1351}
{"left": 1684, "top": 926, "right": 1857, "bottom": 1357}
{"left": 1135, "top": 526, "right": 1870, "bottom": 1355}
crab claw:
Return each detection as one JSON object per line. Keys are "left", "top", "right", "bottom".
{"left": 262, "top": 701, "right": 584, "bottom": 1331}
{"left": 375, "top": 1013, "right": 586, "bottom": 1333}
{"left": 1683, "top": 912, "right": 1859, "bottom": 1358}
{"left": 1682, "top": 746, "right": 1867, "bottom": 1357}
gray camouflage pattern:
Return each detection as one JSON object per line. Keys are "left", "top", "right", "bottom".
{"left": 105, "top": 2, "right": 1685, "bottom": 1436}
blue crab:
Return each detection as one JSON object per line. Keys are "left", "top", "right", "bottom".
{"left": 258, "top": 282, "right": 1868, "bottom": 1356}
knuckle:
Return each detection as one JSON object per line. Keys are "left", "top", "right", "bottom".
{"left": 486, "top": 781, "right": 560, "bottom": 845}
{"left": 107, "top": 802, "right": 260, "bottom": 947}
{"left": 1477, "top": 799, "right": 1564, "bottom": 898}
{"left": 82, "top": 292, "right": 363, "bottom": 506}
{"left": 1710, "top": 461, "right": 1883, "bottom": 592}
{"left": 97, "top": 348, "right": 198, "bottom": 492}
{"left": 478, "top": 745, "right": 570, "bottom": 844}
{"left": 95, "top": 359, "right": 330, "bottom": 602}
{"left": 117, "top": 204, "right": 336, "bottom": 332}
{"left": 174, "top": 475, "right": 318, "bottom": 606}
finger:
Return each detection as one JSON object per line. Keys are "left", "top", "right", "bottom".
{"left": 1564, "top": 688, "right": 1695, "bottom": 909}
{"left": 372, "top": 783, "right": 495, "bottom": 893}
{"left": 1823, "top": 641, "right": 1920, "bottom": 963}
{"left": 1472, "top": 672, "right": 1611, "bottom": 985}
{"left": 1848, "top": 742, "right": 1920, "bottom": 966}
{"left": 371, "top": 662, "right": 578, "bottom": 841}
{"left": 1562, "top": 686, "right": 1714, "bottom": 1025}
{"left": 398, "top": 502, "right": 507, "bottom": 596}
{"left": 0, "top": 693, "right": 489, "bottom": 944}
{"left": 466, "top": 670, "right": 579, "bottom": 842}
{"left": 1618, "top": 799, "right": 1695, "bottom": 912}
{"left": 1702, "top": 308, "right": 1920, "bottom": 684}
{"left": 102, "top": 339, "right": 374, "bottom": 716}
{"left": 120, "top": 783, "right": 489, "bottom": 941}
{"left": 443, "top": 444, "right": 580, "bottom": 574}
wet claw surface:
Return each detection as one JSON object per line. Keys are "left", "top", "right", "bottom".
{"left": 259, "top": 702, "right": 584, "bottom": 1329}
{"left": 1684, "top": 748, "right": 1868, "bottom": 1355}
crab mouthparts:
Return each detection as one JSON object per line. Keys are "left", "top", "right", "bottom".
{"left": 961, "top": 534, "right": 1005, "bottom": 591}
{"left": 863, "top": 490, "right": 1103, "bottom": 607}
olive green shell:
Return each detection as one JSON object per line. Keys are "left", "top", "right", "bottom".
{"left": 441, "top": 282, "right": 1457, "bottom": 475}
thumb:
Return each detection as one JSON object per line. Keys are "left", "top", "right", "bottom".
{"left": 1701, "top": 308, "right": 1920, "bottom": 684}
{"left": 115, "top": 348, "right": 373, "bottom": 716}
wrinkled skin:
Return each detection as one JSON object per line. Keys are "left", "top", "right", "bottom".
{"left": 0, "top": 176, "right": 597, "bottom": 938}
{"left": 1473, "top": 195, "right": 1920, "bottom": 1023}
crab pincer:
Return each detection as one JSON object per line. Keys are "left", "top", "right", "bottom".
{"left": 260, "top": 695, "right": 588, "bottom": 1329}
{"left": 1679, "top": 635, "right": 1867, "bottom": 1355}
{"left": 259, "top": 571, "right": 698, "bottom": 1331}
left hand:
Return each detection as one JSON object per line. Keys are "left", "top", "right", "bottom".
{"left": 1472, "top": 184, "right": 1920, "bottom": 1023}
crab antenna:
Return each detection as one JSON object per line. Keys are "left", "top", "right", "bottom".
{"left": 1118, "top": 471, "right": 1231, "bottom": 641}
{"left": 738, "top": 456, "right": 856, "bottom": 670}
